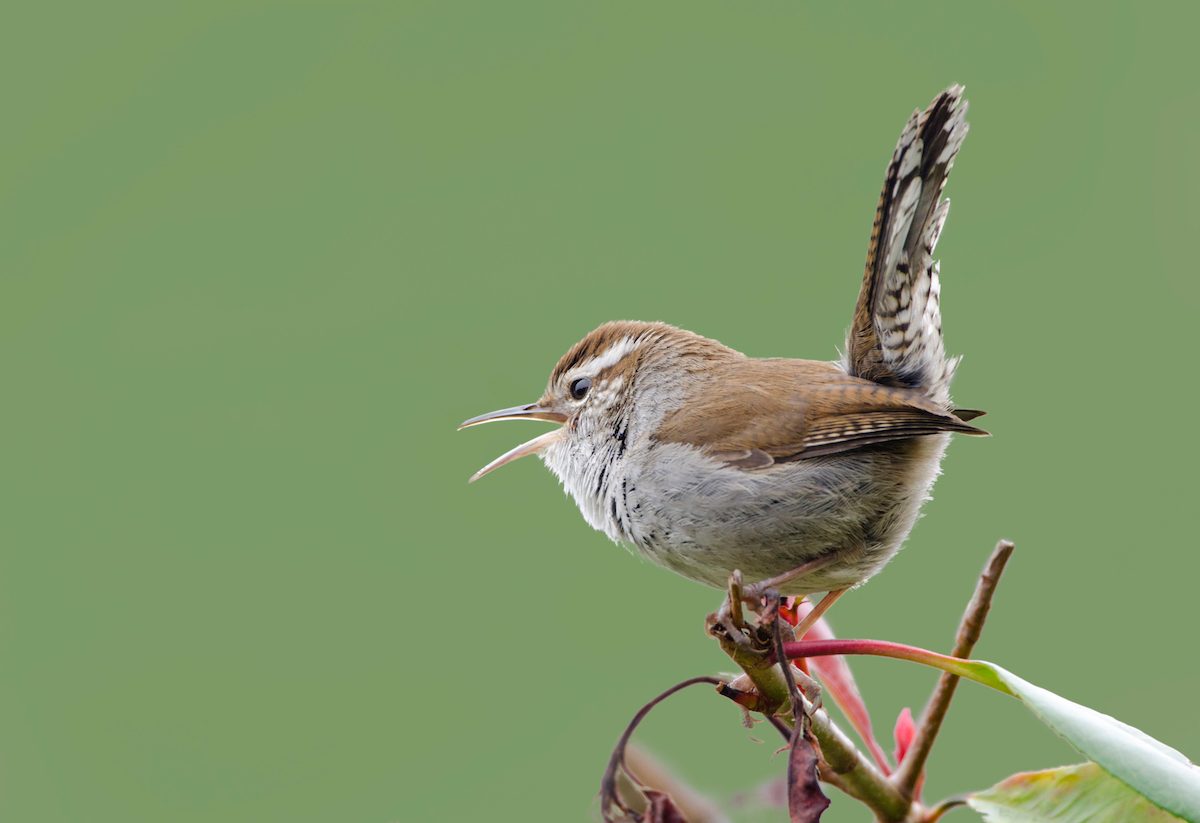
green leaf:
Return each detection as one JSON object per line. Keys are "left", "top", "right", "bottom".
{"left": 957, "top": 662, "right": 1200, "bottom": 821}
{"left": 786, "top": 640, "right": 1200, "bottom": 818}
{"left": 969, "top": 762, "right": 1185, "bottom": 822}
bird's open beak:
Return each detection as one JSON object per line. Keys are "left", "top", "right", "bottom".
{"left": 458, "top": 403, "right": 569, "bottom": 482}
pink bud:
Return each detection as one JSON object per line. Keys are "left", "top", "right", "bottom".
{"left": 893, "top": 706, "right": 916, "bottom": 764}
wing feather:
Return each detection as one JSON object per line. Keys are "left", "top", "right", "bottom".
{"left": 653, "top": 359, "right": 987, "bottom": 470}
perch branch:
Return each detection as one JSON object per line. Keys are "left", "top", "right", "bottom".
{"left": 706, "top": 540, "right": 1017, "bottom": 822}
{"left": 716, "top": 620, "right": 911, "bottom": 820}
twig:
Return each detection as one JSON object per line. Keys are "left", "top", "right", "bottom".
{"left": 600, "top": 676, "right": 723, "bottom": 821}
{"left": 770, "top": 606, "right": 806, "bottom": 729}
{"left": 770, "top": 605, "right": 833, "bottom": 821}
{"left": 766, "top": 714, "right": 793, "bottom": 742}
{"left": 891, "top": 540, "right": 1015, "bottom": 799}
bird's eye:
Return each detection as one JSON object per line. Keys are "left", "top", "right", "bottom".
{"left": 569, "top": 377, "right": 592, "bottom": 400}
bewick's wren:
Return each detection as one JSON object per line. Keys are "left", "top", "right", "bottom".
{"left": 461, "top": 86, "right": 985, "bottom": 600}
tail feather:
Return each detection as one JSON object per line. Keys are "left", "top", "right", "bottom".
{"left": 844, "top": 85, "right": 969, "bottom": 408}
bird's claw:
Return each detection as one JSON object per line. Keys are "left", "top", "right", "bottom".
{"left": 708, "top": 570, "right": 751, "bottom": 646}
{"left": 708, "top": 574, "right": 784, "bottom": 659}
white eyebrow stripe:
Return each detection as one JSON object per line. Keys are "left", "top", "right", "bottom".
{"left": 581, "top": 336, "right": 639, "bottom": 374}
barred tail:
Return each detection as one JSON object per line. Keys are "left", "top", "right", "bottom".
{"left": 844, "top": 85, "right": 969, "bottom": 408}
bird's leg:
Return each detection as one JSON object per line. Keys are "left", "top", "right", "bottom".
{"left": 740, "top": 554, "right": 841, "bottom": 613}
{"left": 792, "top": 588, "right": 848, "bottom": 640}
{"left": 710, "top": 562, "right": 846, "bottom": 654}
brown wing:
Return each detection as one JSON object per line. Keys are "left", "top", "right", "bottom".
{"left": 655, "top": 359, "right": 986, "bottom": 469}
{"left": 788, "top": 407, "right": 984, "bottom": 460}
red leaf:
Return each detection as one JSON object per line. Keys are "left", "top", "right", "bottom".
{"left": 787, "top": 727, "right": 831, "bottom": 822}
{"left": 792, "top": 601, "right": 892, "bottom": 774}
{"left": 599, "top": 677, "right": 722, "bottom": 823}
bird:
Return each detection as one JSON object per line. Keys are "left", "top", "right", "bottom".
{"left": 460, "top": 86, "right": 984, "bottom": 620}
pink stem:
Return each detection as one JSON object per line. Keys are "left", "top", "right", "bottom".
{"left": 781, "top": 640, "right": 1010, "bottom": 695}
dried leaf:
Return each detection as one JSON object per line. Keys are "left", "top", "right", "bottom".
{"left": 786, "top": 728, "right": 830, "bottom": 822}
{"left": 599, "top": 677, "right": 722, "bottom": 823}
{"left": 643, "top": 789, "right": 689, "bottom": 823}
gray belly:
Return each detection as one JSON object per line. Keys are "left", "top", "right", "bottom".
{"left": 612, "top": 436, "right": 950, "bottom": 594}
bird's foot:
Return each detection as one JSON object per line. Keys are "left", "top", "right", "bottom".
{"left": 707, "top": 570, "right": 754, "bottom": 648}
{"left": 708, "top": 571, "right": 788, "bottom": 660}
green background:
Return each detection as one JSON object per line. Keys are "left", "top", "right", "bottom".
{"left": 3, "top": 2, "right": 1197, "bottom": 821}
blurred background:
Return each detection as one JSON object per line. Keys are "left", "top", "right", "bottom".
{"left": 3, "top": 2, "right": 1198, "bottom": 821}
